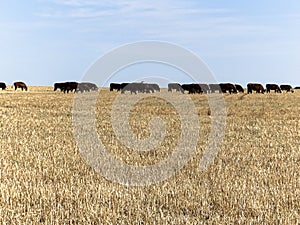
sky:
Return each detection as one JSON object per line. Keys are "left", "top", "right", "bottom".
{"left": 1, "top": 0, "right": 300, "bottom": 87}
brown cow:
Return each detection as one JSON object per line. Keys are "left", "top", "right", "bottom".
{"left": 280, "top": 85, "right": 294, "bottom": 93}
{"left": 266, "top": 84, "right": 281, "bottom": 93}
{"left": 247, "top": 83, "right": 265, "bottom": 94}
{"left": 14, "top": 82, "right": 28, "bottom": 91}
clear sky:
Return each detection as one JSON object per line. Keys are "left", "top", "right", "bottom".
{"left": 1, "top": 0, "right": 300, "bottom": 87}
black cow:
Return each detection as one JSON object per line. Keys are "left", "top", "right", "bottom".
{"left": 121, "top": 83, "right": 143, "bottom": 94}
{"left": 209, "top": 84, "right": 222, "bottom": 93}
{"left": 181, "top": 84, "right": 190, "bottom": 93}
{"left": 295, "top": 87, "right": 300, "bottom": 89}
{"left": 199, "top": 84, "right": 210, "bottom": 94}
{"left": 77, "top": 82, "right": 98, "bottom": 93}
{"left": 247, "top": 83, "right": 265, "bottom": 94}
{"left": 235, "top": 84, "right": 244, "bottom": 93}
{"left": 110, "top": 83, "right": 121, "bottom": 92}
{"left": 142, "top": 83, "right": 154, "bottom": 93}
{"left": 219, "top": 83, "right": 237, "bottom": 94}
{"left": 54, "top": 82, "right": 78, "bottom": 93}
{"left": 0, "top": 82, "right": 6, "bottom": 90}
{"left": 14, "top": 82, "right": 28, "bottom": 91}
{"left": 77, "top": 83, "right": 89, "bottom": 93}
{"left": 65, "top": 82, "right": 78, "bottom": 93}
{"left": 280, "top": 85, "right": 294, "bottom": 93}
{"left": 148, "top": 83, "right": 160, "bottom": 92}
{"left": 120, "top": 83, "right": 130, "bottom": 93}
{"left": 266, "top": 84, "right": 281, "bottom": 93}
{"left": 120, "top": 82, "right": 159, "bottom": 94}
{"left": 168, "top": 83, "right": 184, "bottom": 93}
{"left": 54, "top": 82, "right": 66, "bottom": 92}
{"left": 86, "top": 82, "right": 98, "bottom": 91}
{"left": 181, "top": 84, "right": 202, "bottom": 94}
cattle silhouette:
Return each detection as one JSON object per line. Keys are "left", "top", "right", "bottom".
{"left": 54, "top": 82, "right": 66, "bottom": 92}
{"left": 168, "top": 83, "right": 184, "bottom": 93}
{"left": 120, "top": 83, "right": 130, "bottom": 93}
{"left": 247, "top": 83, "right": 265, "bottom": 94}
{"left": 148, "top": 83, "right": 160, "bottom": 92}
{"left": 219, "top": 83, "right": 237, "bottom": 94}
{"left": 53, "top": 82, "right": 78, "bottom": 93}
{"left": 14, "top": 82, "right": 27, "bottom": 91}
{"left": 235, "top": 84, "right": 244, "bottom": 93}
{"left": 120, "top": 82, "right": 160, "bottom": 94}
{"left": 199, "top": 84, "right": 210, "bottom": 94}
{"left": 181, "top": 84, "right": 202, "bottom": 94}
{"left": 77, "top": 82, "right": 98, "bottom": 93}
{"left": 110, "top": 83, "right": 121, "bottom": 91}
{"left": 0, "top": 82, "right": 6, "bottom": 90}
{"left": 266, "top": 84, "right": 281, "bottom": 93}
{"left": 280, "top": 85, "right": 294, "bottom": 93}
{"left": 209, "top": 84, "right": 222, "bottom": 93}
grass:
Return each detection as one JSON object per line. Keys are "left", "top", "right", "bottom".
{"left": 0, "top": 87, "right": 299, "bottom": 224}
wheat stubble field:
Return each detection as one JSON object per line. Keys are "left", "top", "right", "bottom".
{"left": 0, "top": 86, "right": 299, "bottom": 224}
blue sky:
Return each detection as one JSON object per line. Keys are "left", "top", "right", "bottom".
{"left": 1, "top": 0, "right": 300, "bottom": 87}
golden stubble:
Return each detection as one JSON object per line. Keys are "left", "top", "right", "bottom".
{"left": 0, "top": 87, "right": 299, "bottom": 224}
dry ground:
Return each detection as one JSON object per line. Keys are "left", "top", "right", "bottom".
{"left": 0, "top": 86, "right": 299, "bottom": 224}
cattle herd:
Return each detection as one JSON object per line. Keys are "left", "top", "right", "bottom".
{"left": 109, "top": 82, "right": 297, "bottom": 94}
{"left": 53, "top": 82, "right": 98, "bottom": 93}
{"left": 0, "top": 81, "right": 298, "bottom": 94}
{"left": 0, "top": 81, "right": 97, "bottom": 93}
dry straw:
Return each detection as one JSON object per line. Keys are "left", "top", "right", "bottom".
{"left": 0, "top": 87, "right": 299, "bottom": 224}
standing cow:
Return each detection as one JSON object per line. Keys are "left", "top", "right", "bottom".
{"left": 14, "top": 82, "right": 28, "bottom": 91}
{"left": 120, "top": 83, "right": 130, "bottom": 93}
{"left": 209, "top": 84, "right": 222, "bottom": 93}
{"left": 76, "top": 82, "right": 98, "bottom": 93}
{"left": 168, "top": 83, "right": 184, "bottom": 93}
{"left": 0, "top": 82, "right": 6, "bottom": 90}
{"left": 121, "top": 83, "right": 141, "bottom": 94}
{"left": 219, "top": 83, "right": 237, "bottom": 94}
{"left": 235, "top": 84, "right": 244, "bottom": 93}
{"left": 64, "top": 82, "right": 78, "bottom": 93}
{"left": 181, "top": 84, "right": 202, "bottom": 94}
{"left": 247, "top": 83, "right": 265, "bottom": 94}
{"left": 199, "top": 84, "right": 210, "bottom": 94}
{"left": 54, "top": 82, "right": 67, "bottom": 92}
{"left": 110, "top": 83, "right": 121, "bottom": 91}
{"left": 266, "top": 84, "right": 281, "bottom": 93}
{"left": 148, "top": 83, "right": 160, "bottom": 92}
{"left": 280, "top": 85, "right": 294, "bottom": 93}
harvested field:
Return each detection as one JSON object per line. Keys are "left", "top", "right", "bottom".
{"left": 0, "top": 86, "right": 299, "bottom": 224}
